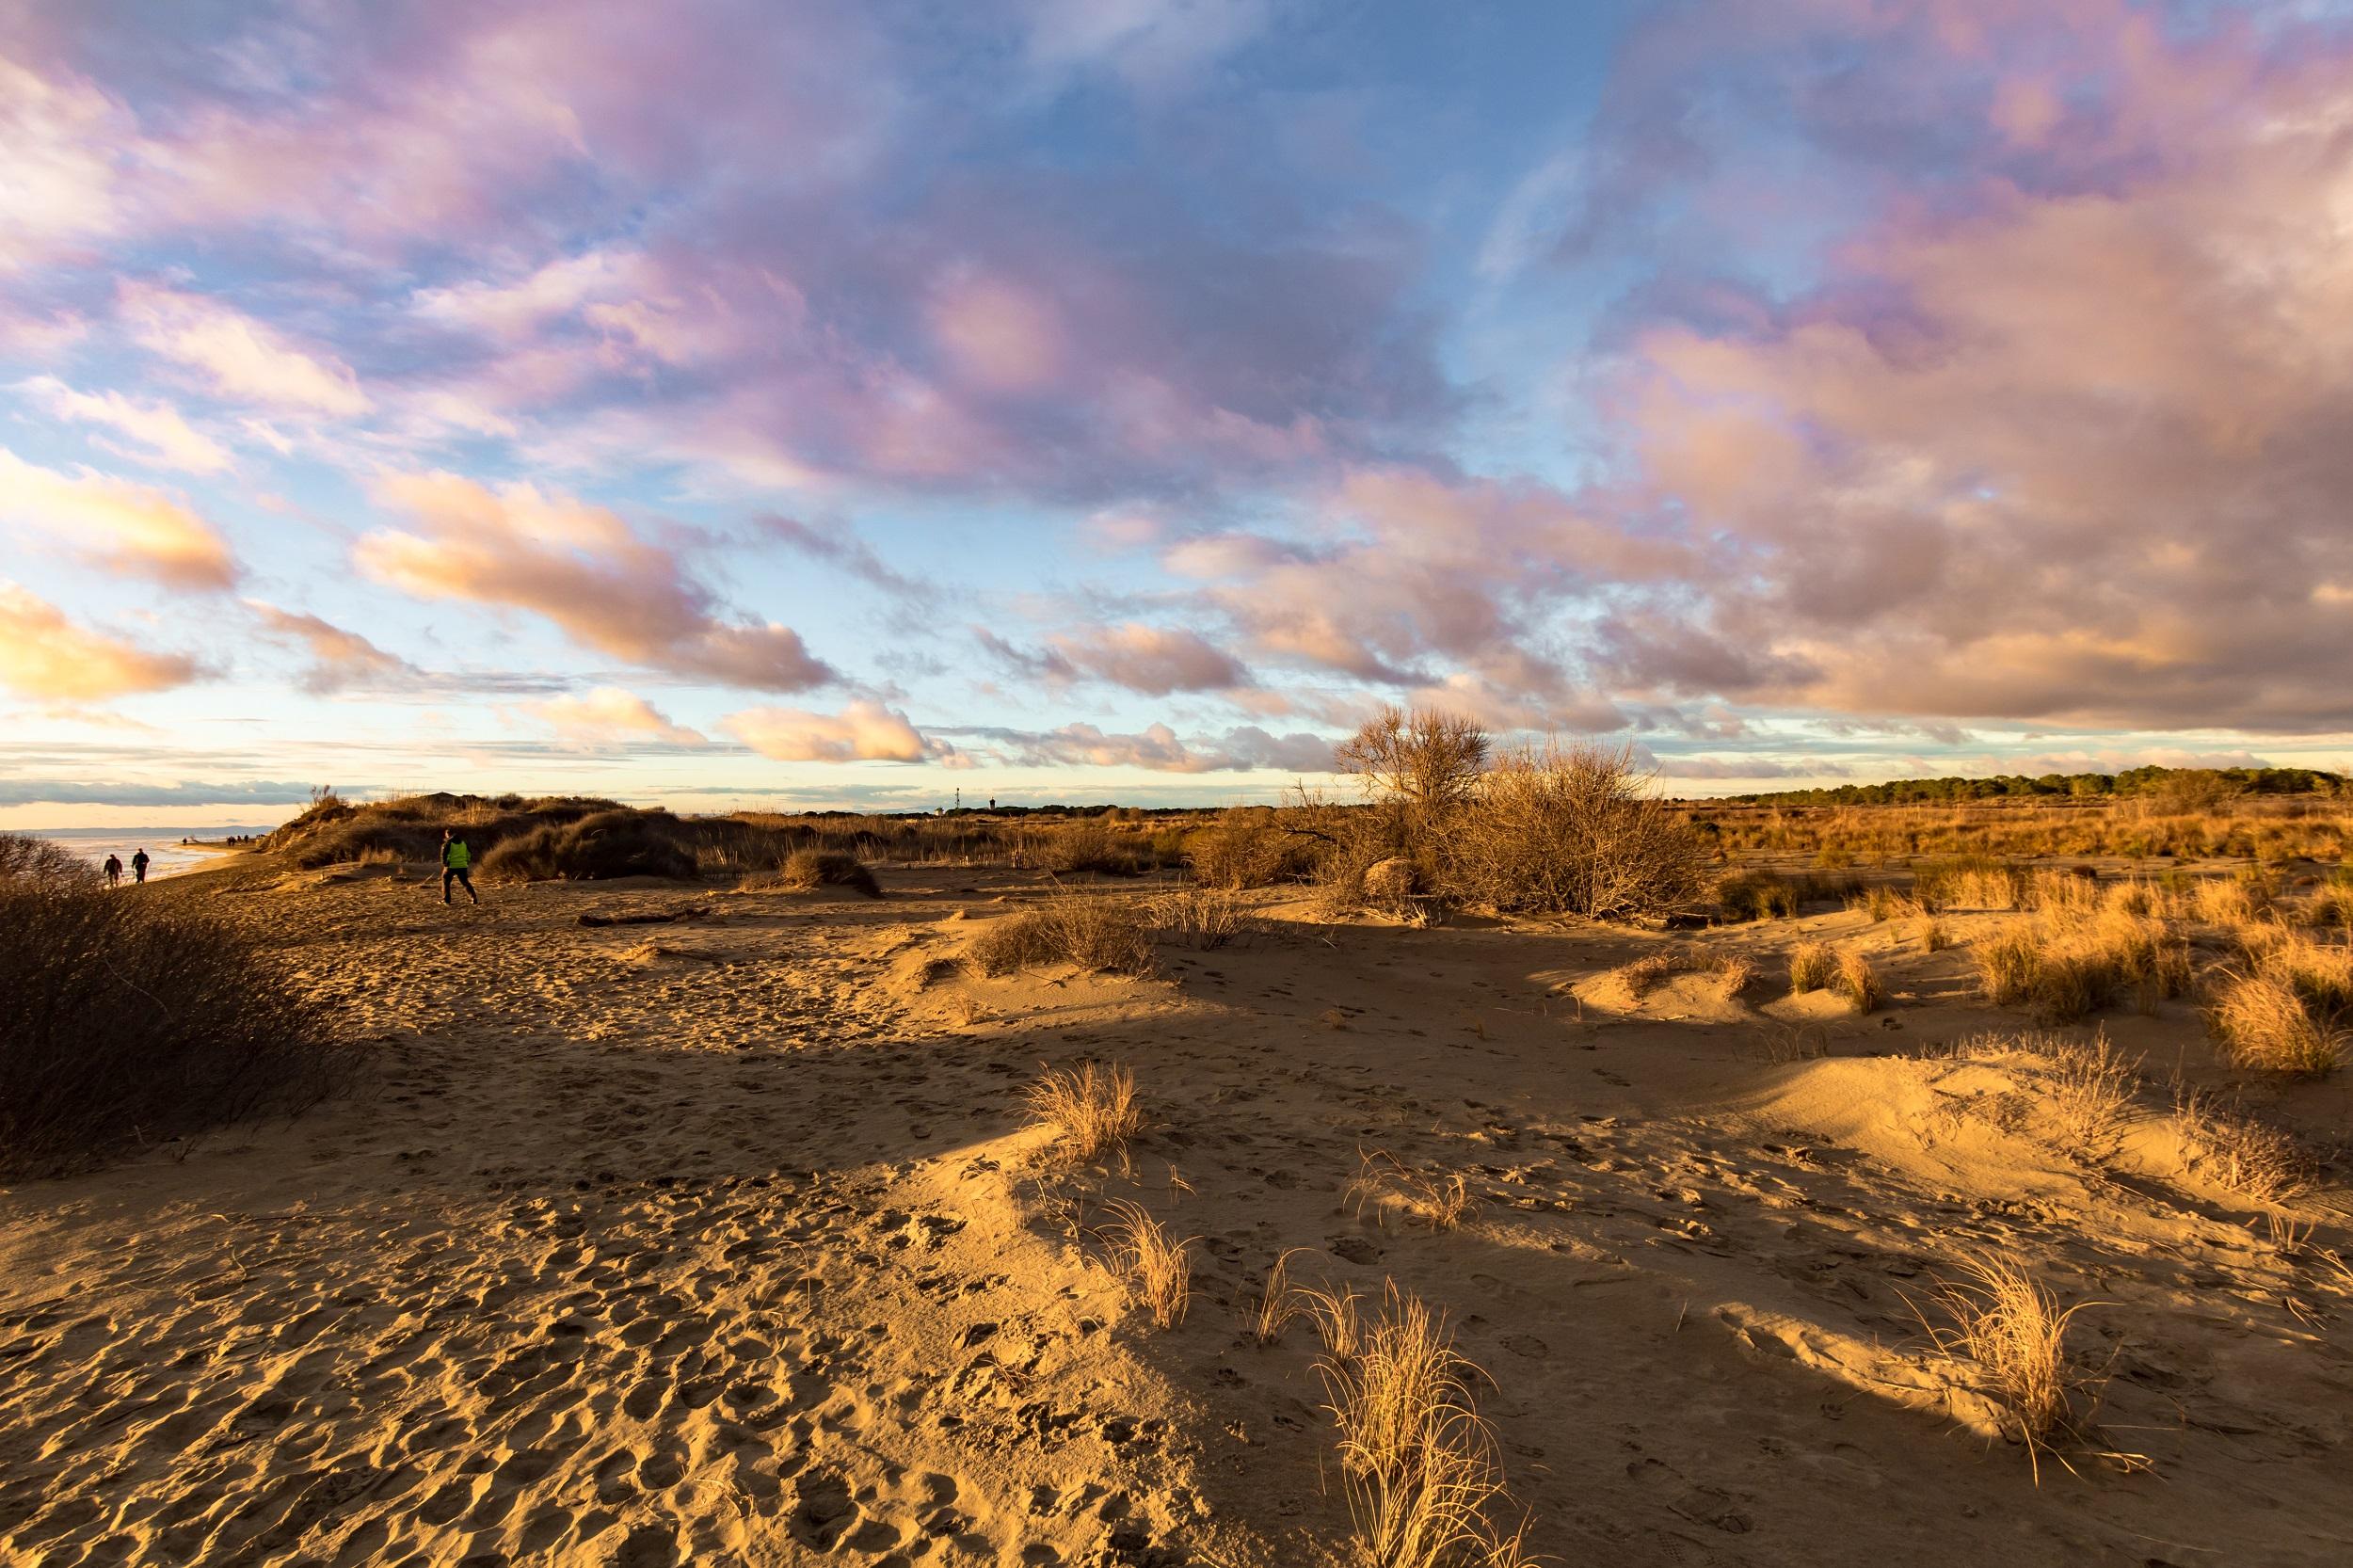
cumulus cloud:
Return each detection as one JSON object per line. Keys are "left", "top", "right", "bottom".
{"left": 537, "top": 687, "right": 708, "bottom": 745}
{"left": 18, "top": 377, "right": 232, "bottom": 472}
{"left": 0, "top": 448, "right": 238, "bottom": 589}
{"left": 118, "top": 281, "right": 368, "bottom": 417}
{"left": 244, "top": 601, "right": 422, "bottom": 693}
{"left": 357, "top": 472, "right": 836, "bottom": 692}
{"left": 723, "top": 700, "right": 951, "bottom": 763}
{"left": 0, "top": 581, "right": 200, "bottom": 698}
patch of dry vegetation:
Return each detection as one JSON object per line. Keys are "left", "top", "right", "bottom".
{"left": 738, "top": 848, "right": 880, "bottom": 896}
{"left": 1, "top": 839, "right": 354, "bottom": 1177}
{"left": 1314, "top": 1283, "right": 1535, "bottom": 1568}
{"left": 1940, "top": 1032, "right": 2142, "bottom": 1148}
{"left": 1100, "top": 1199, "right": 1193, "bottom": 1329}
{"left": 1788, "top": 940, "right": 1836, "bottom": 994}
{"left": 1245, "top": 1248, "right": 1309, "bottom": 1347}
{"left": 971, "top": 897, "right": 1156, "bottom": 976}
{"left": 1346, "top": 1150, "right": 1475, "bottom": 1232}
{"left": 2171, "top": 1090, "right": 2313, "bottom": 1202}
{"left": 1022, "top": 1062, "right": 1144, "bottom": 1164}
{"left": 1972, "top": 904, "right": 2191, "bottom": 1023}
{"left": 1917, "top": 1254, "right": 2107, "bottom": 1482}
{"left": 1146, "top": 886, "right": 1258, "bottom": 950}
{"left": 1599, "top": 947, "right": 1754, "bottom": 1006}
{"left": 1440, "top": 740, "right": 1707, "bottom": 918}
{"left": 1833, "top": 949, "right": 1882, "bottom": 1013}
{"left": 2207, "top": 971, "right": 2345, "bottom": 1077}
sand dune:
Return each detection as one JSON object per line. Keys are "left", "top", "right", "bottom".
{"left": 5, "top": 856, "right": 2351, "bottom": 1565}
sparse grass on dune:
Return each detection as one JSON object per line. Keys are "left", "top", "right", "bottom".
{"left": 1315, "top": 1282, "right": 1535, "bottom": 1568}
{"left": 1914, "top": 856, "right": 2030, "bottom": 912}
{"left": 2171, "top": 1089, "right": 2313, "bottom": 1202}
{"left": 1600, "top": 946, "right": 1753, "bottom": 1006}
{"left": 1916, "top": 1254, "right": 2107, "bottom": 1482}
{"left": 970, "top": 897, "right": 1156, "bottom": 976}
{"left": 1100, "top": 1198, "right": 1193, "bottom": 1329}
{"left": 1918, "top": 914, "right": 1955, "bottom": 952}
{"left": 1788, "top": 940, "right": 1836, "bottom": 994}
{"left": 1022, "top": 1062, "right": 1144, "bottom": 1164}
{"left": 1346, "top": 1149, "right": 1475, "bottom": 1232}
{"left": 1246, "top": 1248, "right": 1310, "bottom": 1346}
{"left": 1944, "top": 1031, "right": 2142, "bottom": 1148}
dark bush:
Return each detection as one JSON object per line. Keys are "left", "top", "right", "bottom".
{"left": 478, "top": 809, "right": 699, "bottom": 882}
{"left": 0, "top": 853, "right": 349, "bottom": 1177}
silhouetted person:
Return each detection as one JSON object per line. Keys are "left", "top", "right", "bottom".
{"left": 104, "top": 853, "right": 122, "bottom": 887}
{"left": 440, "top": 829, "right": 478, "bottom": 905}
{"left": 131, "top": 848, "right": 150, "bottom": 884}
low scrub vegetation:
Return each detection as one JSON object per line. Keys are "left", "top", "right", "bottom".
{"left": 2207, "top": 971, "right": 2343, "bottom": 1077}
{"left": 1439, "top": 740, "right": 1706, "bottom": 918}
{"left": 1598, "top": 947, "right": 1753, "bottom": 1006}
{"left": 1, "top": 840, "right": 352, "bottom": 1177}
{"left": 478, "top": 809, "right": 703, "bottom": 882}
{"left": 1833, "top": 949, "right": 1882, "bottom": 1013}
{"left": 1788, "top": 940, "right": 1836, "bottom": 994}
{"left": 1946, "top": 1032, "right": 2141, "bottom": 1148}
{"left": 2172, "top": 1090, "right": 2313, "bottom": 1201}
{"left": 1147, "top": 886, "right": 1257, "bottom": 950}
{"left": 1718, "top": 869, "right": 1863, "bottom": 921}
{"left": 739, "top": 848, "right": 880, "bottom": 897}
{"left": 1185, "top": 807, "right": 1316, "bottom": 889}
{"left": 970, "top": 897, "right": 1156, "bottom": 976}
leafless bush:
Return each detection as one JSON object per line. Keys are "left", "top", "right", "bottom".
{"left": 1186, "top": 807, "right": 1312, "bottom": 888}
{"left": 1439, "top": 741, "right": 1705, "bottom": 919}
{"left": 1147, "top": 886, "right": 1258, "bottom": 950}
{"left": 0, "top": 879, "right": 353, "bottom": 1177}
{"left": 0, "top": 835, "right": 94, "bottom": 885}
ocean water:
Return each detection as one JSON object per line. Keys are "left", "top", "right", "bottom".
{"left": 28, "top": 828, "right": 278, "bottom": 883}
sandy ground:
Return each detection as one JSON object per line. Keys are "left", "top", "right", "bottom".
{"left": 5, "top": 855, "right": 2352, "bottom": 1567}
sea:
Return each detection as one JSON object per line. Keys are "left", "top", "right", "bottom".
{"left": 26, "top": 827, "right": 280, "bottom": 883}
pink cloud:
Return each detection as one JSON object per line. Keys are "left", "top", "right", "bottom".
{"left": 19, "top": 376, "right": 232, "bottom": 472}
{"left": 244, "top": 601, "right": 421, "bottom": 693}
{"left": 0, "top": 448, "right": 239, "bottom": 589}
{"left": 0, "top": 581, "right": 200, "bottom": 698}
{"left": 357, "top": 472, "right": 835, "bottom": 691}
{"left": 119, "top": 281, "right": 367, "bottom": 418}
{"left": 723, "top": 700, "right": 947, "bottom": 762}
{"left": 537, "top": 687, "right": 708, "bottom": 746}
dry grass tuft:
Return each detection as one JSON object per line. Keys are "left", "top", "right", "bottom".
{"left": 1023, "top": 1062, "right": 1144, "bottom": 1164}
{"left": 1953, "top": 1031, "right": 2141, "bottom": 1148}
{"left": 1788, "top": 940, "right": 1836, "bottom": 994}
{"left": 1917, "top": 1254, "right": 2105, "bottom": 1481}
{"left": 1347, "top": 1149, "right": 1475, "bottom": 1231}
{"left": 1147, "top": 886, "right": 1258, "bottom": 950}
{"left": 1246, "top": 1248, "right": 1310, "bottom": 1346}
{"left": 1601, "top": 947, "right": 1753, "bottom": 1006}
{"left": 2172, "top": 1089, "right": 2313, "bottom": 1202}
{"left": 1833, "top": 949, "right": 1882, "bottom": 1014}
{"left": 970, "top": 896, "right": 1155, "bottom": 976}
{"left": 1316, "top": 1283, "right": 1536, "bottom": 1568}
{"left": 1101, "top": 1198, "right": 1193, "bottom": 1329}
{"left": 1918, "top": 914, "right": 1955, "bottom": 952}
{"left": 1973, "top": 906, "right": 2190, "bottom": 1023}
{"left": 1914, "top": 856, "right": 2028, "bottom": 912}
{"left": 2207, "top": 971, "right": 2344, "bottom": 1078}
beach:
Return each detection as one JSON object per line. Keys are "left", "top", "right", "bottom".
{"left": 4, "top": 842, "right": 2350, "bottom": 1567}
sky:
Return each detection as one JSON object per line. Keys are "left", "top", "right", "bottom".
{"left": 4, "top": 0, "right": 2352, "bottom": 827}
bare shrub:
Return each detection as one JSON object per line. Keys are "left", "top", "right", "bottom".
{"left": 0, "top": 878, "right": 353, "bottom": 1177}
{"left": 1362, "top": 856, "right": 1422, "bottom": 915}
{"left": 2172, "top": 1090, "right": 2313, "bottom": 1202}
{"left": 1147, "top": 886, "right": 1257, "bottom": 950}
{"left": 0, "top": 836, "right": 96, "bottom": 885}
{"left": 1035, "top": 818, "right": 1142, "bottom": 876}
{"left": 1833, "top": 949, "right": 1882, "bottom": 1014}
{"left": 1186, "top": 807, "right": 1309, "bottom": 888}
{"left": 478, "top": 808, "right": 699, "bottom": 881}
{"left": 1317, "top": 1283, "right": 1535, "bottom": 1568}
{"left": 1917, "top": 1254, "right": 2105, "bottom": 1481}
{"left": 970, "top": 898, "right": 1155, "bottom": 976}
{"left": 1440, "top": 741, "right": 1705, "bottom": 920}
{"left": 1788, "top": 940, "right": 1836, "bottom": 994}
{"left": 1101, "top": 1198, "right": 1193, "bottom": 1329}
{"left": 1337, "top": 704, "right": 1490, "bottom": 855}
{"left": 741, "top": 848, "right": 880, "bottom": 897}
{"left": 2208, "top": 972, "right": 2343, "bottom": 1078}
{"left": 1346, "top": 1150, "right": 1474, "bottom": 1231}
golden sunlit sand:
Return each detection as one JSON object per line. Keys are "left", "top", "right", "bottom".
{"left": 7, "top": 799, "right": 2353, "bottom": 1566}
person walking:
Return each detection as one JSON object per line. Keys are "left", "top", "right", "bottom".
{"left": 104, "top": 853, "right": 122, "bottom": 887}
{"left": 440, "top": 829, "right": 478, "bottom": 905}
{"left": 130, "top": 848, "right": 150, "bottom": 885}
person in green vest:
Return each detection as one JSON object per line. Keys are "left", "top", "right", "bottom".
{"left": 440, "top": 829, "right": 478, "bottom": 905}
